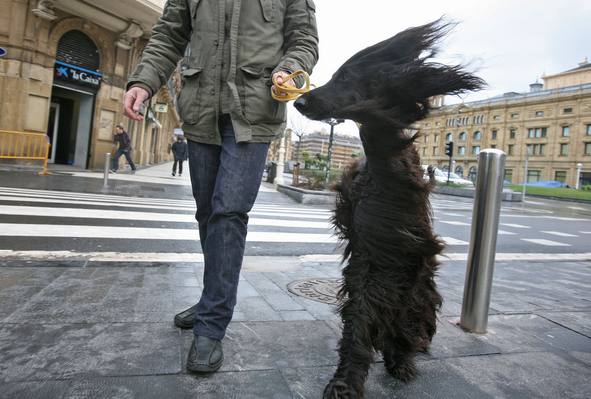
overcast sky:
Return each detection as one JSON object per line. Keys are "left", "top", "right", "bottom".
{"left": 291, "top": 0, "right": 591, "bottom": 136}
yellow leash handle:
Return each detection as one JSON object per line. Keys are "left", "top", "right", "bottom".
{"left": 271, "top": 70, "right": 312, "bottom": 102}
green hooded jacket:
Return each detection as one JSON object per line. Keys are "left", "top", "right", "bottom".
{"left": 127, "top": 0, "right": 319, "bottom": 145}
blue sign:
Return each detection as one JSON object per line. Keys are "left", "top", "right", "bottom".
{"left": 0, "top": 48, "right": 6, "bottom": 57}
{"left": 54, "top": 60, "right": 102, "bottom": 88}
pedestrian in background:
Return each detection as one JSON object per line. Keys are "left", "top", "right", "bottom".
{"left": 123, "top": 0, "right": 318, "bottom": 374}
{"left": 111, "top": 124, "right": 136, "bottom": 174}
{"left": 171, "top": 135, "right": 188, "bottom": 177}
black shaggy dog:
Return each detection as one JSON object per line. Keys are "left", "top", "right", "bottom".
{"left": 294, "top": 20, "right": 484, "bottom": 399}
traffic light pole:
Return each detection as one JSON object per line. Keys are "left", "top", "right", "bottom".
{"left": 447, "top": 157, "right": 452, "bottom": 185}
{"left": 445, "top": 141, "right": 454, "bottom": 185}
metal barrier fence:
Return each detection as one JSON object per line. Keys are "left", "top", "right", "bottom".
{"left": 0, "top": 130, "right": 51, "bottom": 175}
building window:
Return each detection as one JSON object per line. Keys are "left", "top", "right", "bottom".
{"left": 527, "top": 143, "right": 546, "bottom": 156}
{"left": 473, "top": 131, "right": 482, "bottom": 141}
{"left": 458, "top": 146, "right": 466, "bottom": 156}
{"left": 527, "top": 127, "right": 547, "bottom": 138}
{"left": 555, "top": 171, "right": 567, "bottom": 183}
{"left": 491, "top": 144, "right": 497, "bottom": 149}
{"left": 509, "top": 128, "right": 517, "bottom": 139}
{"left": 508, "top": 144, "right": 514, "bottom": 155}
{"left": 511, "top": 113, "right": 519, "bottom": 119}
{"left": 587, "top": 124, "right": 591, "bottom": 135}
{"left": 535, "top": 111, "right": 544, "bottom": 117}
{"left": 491, "top": 130, "right": 498, "bottom": 140}
{"left": 585, "top": 142, "right": 591, "bottom": 155}
{"left": 504, "top": 169, "right": 513, "bottom": 183}
{"left": 422, "top": 147, "right": 426, "bottom": 156}
{"left": 445, "top": 133, "right": 453, "bottom": 142}
{"left": 560, "top": 143, "right": 568, "bottom": 156}
{"left": 527, "top": 170, "right": 541, "bottom": 183}
{"left": 455, "top": 166, "right": 464, "bottom": 176}
{"left": 434, "top": 134, "right": 439, "bottom": 143}
{"left": 563, "top": 107, "right": 573, "bottom": 114}
{"left": 459, "top": 132, "right": 467, "bottom": 141}
{"left": 472, "top": 146, "right": 481, "bottom": 155}
{"left": 562, "top": 126, "right": 570, "bottom": 137}
{"left": 424, "top": 135, "right": 428, "bottom": 143}
{"left": 493, "top": 115, "right": 500, "bottom": 121}
{"left": 432, "top": 147, "right": 438, "bottom": 155}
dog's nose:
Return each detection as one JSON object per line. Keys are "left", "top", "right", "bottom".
{"left": 294, "top": 95, "right": 307, "bottom": 111}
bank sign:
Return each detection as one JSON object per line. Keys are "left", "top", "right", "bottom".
{"left": 54, "top": 60, "right": 102, "bottom": 88}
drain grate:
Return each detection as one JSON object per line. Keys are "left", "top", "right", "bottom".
{"left": 287, "top": 278, "right": 342, "bottom": 304}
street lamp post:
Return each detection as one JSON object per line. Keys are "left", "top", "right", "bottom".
{"left": 576, "top": 163, "right": 583, "bottom": 190}
{"left": 522, "top": 146, "right": 530, "bottom": 200}
{"left": 323, "top": 118, "right": 344, "bottom": 186}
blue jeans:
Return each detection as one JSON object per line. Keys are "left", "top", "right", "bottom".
{"left": 188, "top": 115, "right": 270, "bottom": 340}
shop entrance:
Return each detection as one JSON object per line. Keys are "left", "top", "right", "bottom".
{"left": 47, "top": 87, "right": 94, "bottom": 167}
{"left": 47, "top": 30, "right": 101, "bottom": 168}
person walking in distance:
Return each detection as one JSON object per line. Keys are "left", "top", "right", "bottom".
{"left": 171, "top": 135, "right": 188, "bottom": 177}
{"left": 122, "top": 0, "right": 319, "bottom": 374}
{"left": 111, "top": 124, "right": 136, "bottom": 174}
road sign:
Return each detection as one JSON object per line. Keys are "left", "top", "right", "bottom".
{"left": 0, "top": 48, "right": 6, "bottom": 57}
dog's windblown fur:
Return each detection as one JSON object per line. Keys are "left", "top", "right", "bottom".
{"left": 294, "top": 20, "right": 485, "bottom": 398}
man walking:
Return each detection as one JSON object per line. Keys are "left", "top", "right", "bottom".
{"left": 123, "top": 0, "right": 318, "bottom": 373}
{"left": 171, "top": 135, "right": 188, "bottom": 177}
{"left": 111, "top": 124, "right": 136, "bottom": 173}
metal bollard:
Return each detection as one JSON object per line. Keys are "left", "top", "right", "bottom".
{"left": 460, "top": 149, "right": 506, "bottom": 333}
{"left": 103, "top": 152, "right": 111, "bottom": 188}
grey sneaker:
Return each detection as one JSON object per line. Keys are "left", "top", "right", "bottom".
{"left": 187, "top": 336, "right": 223, "bottom": 373}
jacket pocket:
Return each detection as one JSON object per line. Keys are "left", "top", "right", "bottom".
{"left": 239, "top": 65, "right": 285, "bottom": 125}
{"left": 259, "top": 0, "right": 275, "bottom": 22}
{"left": 177, "top": 67, "right": 203, "bottom": 124}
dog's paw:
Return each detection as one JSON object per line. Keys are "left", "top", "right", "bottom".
{"left": 323, "top": 378, "right": 360, "bottom": 399}
{"left": 386, "top": 360, "right": 417, "bottom": 383}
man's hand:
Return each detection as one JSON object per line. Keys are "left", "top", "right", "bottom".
{"left": 123, "top": 86, "right": 150, "bottom": 121}
{"left": 272, "top": 71, "right": 296, "bottom": 99}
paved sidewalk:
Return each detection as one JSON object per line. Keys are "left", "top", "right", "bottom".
{"left": 0, "top": 256, "right": 590, "bottom": 398}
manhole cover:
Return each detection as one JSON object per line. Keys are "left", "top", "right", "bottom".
{"left": 287, "top": 278, "right": 342, "bottom": 304}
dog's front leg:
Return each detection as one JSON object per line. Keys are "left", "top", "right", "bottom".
{"left": 324, "top": 295, "right": 374, "bottom": 399}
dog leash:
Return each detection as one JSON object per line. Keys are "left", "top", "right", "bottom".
{"left": 271, "top": 70, "right": 312, "bottom": 102}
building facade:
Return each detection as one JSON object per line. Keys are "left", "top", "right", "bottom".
{"left": 416, "top": 60, "right": 591, "bottom": 187}
{"left": 0, "top": 0, "right": 179, "bottom": 170}
{"left": 267, "top": 128, "right": 293, "bottom": 164}
{"left": 297, "top": 131, "right": 363, "bottom": 170}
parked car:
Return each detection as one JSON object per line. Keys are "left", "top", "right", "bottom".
{"left": 421, "top": 165, "right": 474, "bottom": 186}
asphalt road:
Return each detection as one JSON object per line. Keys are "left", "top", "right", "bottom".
{"left": 0, "top": 168, "right": 589, "bottom": 260}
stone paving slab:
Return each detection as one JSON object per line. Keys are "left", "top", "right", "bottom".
{"left": 1, "top": 260, "right": 590, "bottom": 398}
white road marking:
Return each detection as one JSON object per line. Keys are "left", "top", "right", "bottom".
{"left": 0, "top": 205, "right": 332, "bottom": 229}
{"left": 568, "top": 206, "right": 587, "bottom": 211}
{"left": 2, "top": 251, "right": 590, "bottom": 263}
{"left": 541, "top": 231, "right": 579, "bottom": 238}
{"left": 580, "top": 231, "right": 591, "bottom": 234}
{"left": 0, "top": 223, "right": 338, "bottom": 243}
{"left": 501, "top": 223, "right": 531, "bottom": 229}
{"left": 498, "top": 230, "right": 516, "bottom": 235}
{"left": 521, "top": 239, "right": 571, "bottom": 247}
{"left": 440, "top": 212, "right": 464, "bottom": 217}
{"left": 441, "top": 237, "right": 469, "bottom": 246}
{"left": 440, "top": 221, "right": 471, "bottom": 226}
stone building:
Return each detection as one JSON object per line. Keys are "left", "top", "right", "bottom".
{"left": 267, "top": 128, "right": 293, "bottom": 165}
{"left": 415, "top": 59, "right": 591, "bottom": 187}
{"left": 0, "top": 0, "right": 179, "bottom": 170}
{"left": 297, "top": 131, "right": 363, "bottom": 170}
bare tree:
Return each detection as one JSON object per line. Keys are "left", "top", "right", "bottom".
{"left": 288, "top": 110, "right": 311, "bottom": 162}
